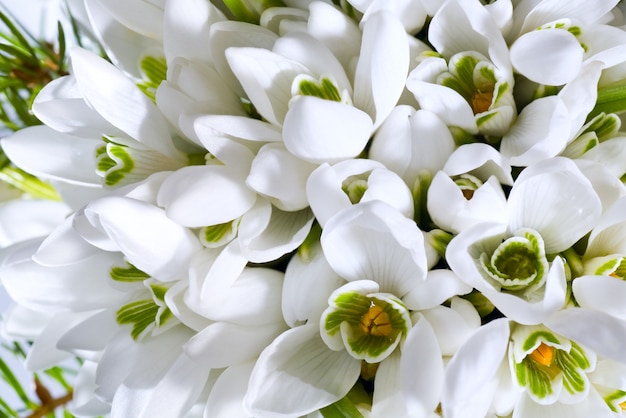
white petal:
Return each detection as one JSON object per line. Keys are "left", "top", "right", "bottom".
{"left": 93, "top": 0, "right": 164, "bottom": 38}
{"left": 163, "top": 0, "right": 225, "bottom": 62}
{"left": 575, "top": 159, "right": 626, "bottom": 213}
{"left": 157, "top": 165, "right": 257, "bottom": 228}
{"left": 442, "top": 318, "right": 510, "bottom": 418}
{"left": 85, "top": 0, "right": 162, "bottom": 78}
{"left": 419, "top": 302, "right": 481, "bottom": 356}
{"left": 306, "top": 163, "right": 355, "bottom": 228}
{"left": 500, "top": 96, "right": 571, "bottom": 166}
{"left": 110, "top": 351, "right": 210, "bottom": 418}
{"left": 33, "top": 216, "right": 99, "bottom": 267}
{"left": 247, "top": 143, "right": 317, "bottom": 211}
{"left": 81, "top": 196, "right": 203, "bottom": 280}
{"left": 508, "top": 158, "right": 601, "bottom": 253}
{"left": 283, "top": 96, "right": 373, "bottom": 164}
{"left": 400, "top": 316, "right": 444, "bottom": 417}
{"left": 26, "top": 311, "right": 93, "bottom": 370}
{"left": 190, "top": 267, "right": 284, "bottom": 325}
{"left": 192, "top": 114, "right": 282, "bottom": 142}
{"left": 244, "top": 324, "right": 361, "bottom": 417}
{"left": 406, "top": 81, "right": 477, "bottom": 133}
{"left": 362, "top": 168, "right": 414, "bottom": 219}
{"left": 1, "top": 126, "right": 101, "bottom": 185}
{"left": 70, "top": 362, "right": 112, "bottom": 417}
{"left": 321, "top": 201, "right": 427, "bottom": 297}
{"left": 70, "top": 48, "right": 183, "bottom": 161}
{"left": 368, "top": 105, "right": 414, "bottom": 180}
{"left": 57, "top": 308, "right": 119, "bottom": 352}
{"left": 546, "top": 308, "right": 626, "bottom": 364}
{"left": 307, "top": 1, "right": 362, "bottom": 72}
{"left": 273, "top": 31, "right": 352, "bottom": 96}
{"left": 239, "top": 204, "right": 314, "bottom": 263}
{"left": 1, "top": 304, "right": 50, "bottom": 340}
{"left": 353, "top": 11, "right": 409, "bottom": 128}
{"left": 282, "top": 242, "right": 345, "bottom": 327}
{"left": 586, "top": 195, "right": 626, "bottom": 257}
{"left": 573, "top": 275, "right": 626, "bottom": 321}
{"left": 362, "top": 0, "right": 428, "bottom": 34}
{"left": 429, "top": 0, "right": 511, "bottom": 74}
{"left": 403, "top": 269, "right": 473, "bottom": 311}
{"left": 443, "top": 143, "right": 514, "bottom": 186}
{"left": 558, "top": 61, "right": 603, "bottom": 139}
{"left": 184, "top": 322, "right": 285, "bottom": 369}
{"left": 1, "top": 240, "right": 126, "bottom": 312}
{"left": 0, "top": 199, "right": 69, "bottom": 248}
{"left": 32, "top": 75, "right": 124, "bottom": 137}
{"left": 209, "top": 21, "right": 278, "bottom": 98}
{"left": 513, "top": 388, "right": 615, "bottom": 418}
{"left": 371, "top": 351, "right": 409, "bottom": 416}
{"left": 226, "top": 47, "right": 308, "bottom": 126}
{"left": 205, "top": 361, "right": 255, "bottom": 418}
{"left": 510, "top": 29, "right": 583, "bottom": 86}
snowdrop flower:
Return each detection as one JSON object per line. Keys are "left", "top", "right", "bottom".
{"left": 443, "top": 317, "right": 626, "bottom": 418}
{"left": 244, "top": 201, "right": 471, "bottom": 417}
{"left": 446, "top": 157, "right": 602, "bottom": 325}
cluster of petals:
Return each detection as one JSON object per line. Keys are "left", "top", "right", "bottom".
{"left": 3, "top": 0, "right": 626, "bottom": 417}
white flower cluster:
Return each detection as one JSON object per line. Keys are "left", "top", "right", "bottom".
{"left": 3, "top": 0, "right": 626, "bottom": 417}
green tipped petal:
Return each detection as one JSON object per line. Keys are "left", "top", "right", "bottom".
{"left": 199, "top": 219, "right": 239, "bottom": 248}
{"left": 110, "top": 262, "right": 151, "bottom": 283}
{"left": 322, "top": 284, "right": 411, "bottom": 364}
{"left": 480, "top": 228, "right": 549, "bottom": 293}
{"left": 294, "top": 75, "right": 346, "bottom": 103}
{"left": 583, "top": 255, "right": 626, "bottom": 278}
{"left": 137, "top": 55, "right": 167, "bottom": 102}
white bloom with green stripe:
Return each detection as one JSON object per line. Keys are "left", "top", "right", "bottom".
{"left": 510, "top": 325, "right": 595, "bottom": 404}
{"left": 437, "top": 51, "right": 516, "bottom": 137}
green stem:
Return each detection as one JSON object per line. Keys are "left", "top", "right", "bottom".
{"left": 0, "top": 163, "right": 60, "bottom": 200}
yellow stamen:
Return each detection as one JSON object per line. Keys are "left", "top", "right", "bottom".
{"left": 529, "top": 342, "right": 555, "bottom": 367}
{"left": 619, "top": 400, "right": 626, "bottom": 411}
{"left": 471, "top": 91, "right": 493, "bottom": 114}
{"left": 360, "top": 304, "right": 392, "bottom": 337}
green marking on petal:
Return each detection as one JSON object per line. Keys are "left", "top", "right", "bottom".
{"left": 137, "top": 55, "right": 167, "bottom": 102}
{"left": 296, "top": 75, "right": 343, "bottom": 102}
{"left": 116, "top": 299, "right": 161, "bottom": 340}
{"left": 453, "top": 173, "right": 482, "bottom": 200}
{"left": 96, "top": 138, "right": 135, "bottom": 187}
{"left": 475, "top": 111, "right": 497, "bottom": 127}
{"left": 584, "top": 255, "right": 626, "bottom": 279}
{"left": 480, "top": 228, "right": 548, "bottom": 292}
{"left": 323, "top": 290, "right": 411, "bottom": 363}
{"left": 561, "top": 132, "right": 598, "bottom": 159}
{"left": 110, "top": 262, "right": 151, "bottom": 282}
{"left": 603, "top": 390, "right": 626, "bottom": 413}
{"left": 582, "top": 112, "right": 621, "bottom": 142}
{"left": 199, "top": 220, "right": 238, "bottom": 248}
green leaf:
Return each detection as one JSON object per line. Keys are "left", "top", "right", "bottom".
{"left": 0, "top": 10, "right": 37, "bottom": 60}
{"left": 0, "top": 355, "right": 36, "bottom": 408}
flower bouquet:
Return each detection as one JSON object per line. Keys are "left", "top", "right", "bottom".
{"left": 3, "top": 0, "right": 626, "bottom": 417}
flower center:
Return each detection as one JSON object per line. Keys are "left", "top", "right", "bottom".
{"left": 360, "top": 304, "right": 392, "bottom": 337}
{"left": 471, "top": 91, "right": 493, "bottom": 114}
{"left": 529, "top": 342, "right": 555, "bottom": 367}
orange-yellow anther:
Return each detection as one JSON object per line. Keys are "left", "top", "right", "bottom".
{"left": 620, "top": 400, "right": 626, "bottom": 411}
{"left": 529, "top": 342, "right": 555, "bottom": 367}
{"left": 360, "top": 304, "right": 392, "bottom": 337}
{"left": 471, "top": 91, "right": 493, "bottom": 114}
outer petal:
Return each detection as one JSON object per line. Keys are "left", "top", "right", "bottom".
{"left": 1, "top": 126, "right": 101, "bottom": 185}
{"left": 507, "top": 158, "right": 601, "bottom": 253}
{"left": 205, "top": 361, "right": 255, "bottom": 418}
{"left": 353, "top": 10, "right": 409, "bottom": 128}
{"left": 32, "top": 75, "right": 125, "bottom": 137}
{"left": 247, "top": 143, "right": 317, "bottom": 211}
{"left": 79, "top": 196, "right": 203, "bottom": 281}
{"left": 85, "top": 0, "right": 162, "bottom": 78}
{"left": 406, "top": 82, "right": 477, "bottom": 134}
{"left": 442, "top": 318, "right": 510, "bottom": 418}
{"left": 282, "top": 241, "right": 345, "bottom": 328}
{"left": 403, "top": 269, "right": 472, "bottom": 311}
{"left": 513, "top": 388, "right": 615, "bottom": 418}
{"left": 510, "top": 29, "right": 583, "bottom": 86}
{"left": 283, "top": 96, "right": 373, "bottom": 164}
{"left": 226, "top": 47, "right": 308, "bottom": 126}
{"left": 545, "top": 308, "right": 626, "bottom": 364}
{"left": 243, "top": 324, "right": 361, "bottom": 417}
{"left": 163, "top": 0, "right": 225, "bottom": 62}
{"left": 92, "top": 0, "right": 164, "bottom": 38}
{"left": 70, "top": 47, "right": 184, "bottom": 161}
{"left": 500, "top": 96, "right": 571, "bottom": 166}
{"left": 573, "top": 275, "right": 626, "bottom": 321}
{"left": 0, "top": 199, "right": 70, "bottom": 248}
{"left": 443, "top": 143, "right": 514, "bottom": 186}
{"left": 400, "top": 316, "right": 444, "bottom": 417}
{"left": 321, "top": 201, "right": 427, "bottom": 297}
{"left": 157, "top": 165, "right": 257, "bottom": 228}
{"left": 586, "top": 196, "right": 626, "bottom": 258}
